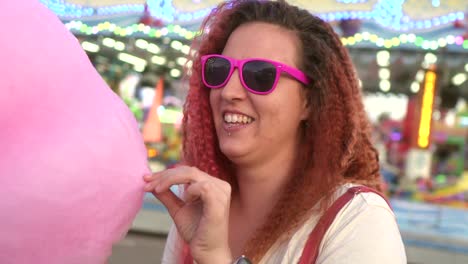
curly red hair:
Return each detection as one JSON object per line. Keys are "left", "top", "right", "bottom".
{"left": 181, "top": 0, "right": 382, "bottom": 262}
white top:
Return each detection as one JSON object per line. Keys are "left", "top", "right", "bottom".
{"left": 161, "top": 184, "right": 407, "bottom": 264}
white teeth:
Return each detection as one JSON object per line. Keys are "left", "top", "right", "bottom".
{"left": 223, "top": 113, "right": 253, "bottom": 124}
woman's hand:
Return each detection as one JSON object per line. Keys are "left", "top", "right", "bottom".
{"left": 144, "top": 166, "right": 233, "bottom": 264}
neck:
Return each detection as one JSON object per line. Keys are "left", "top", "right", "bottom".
{"left": 231, "top": 144, "right": 297, "bottom": 220}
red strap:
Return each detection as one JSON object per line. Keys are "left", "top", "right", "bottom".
{"left": 297, "top": 186, "right": 390, "bottom": 264}
{"left": 183, "top": 254, "right": 193, "bottom": 264}
{"left": 182, "top": 244, "right": 193, "bottom": 264}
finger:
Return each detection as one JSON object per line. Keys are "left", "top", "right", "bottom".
{"left": 155, "top": 166, "right": 203, "bottom": 193}
{"left": 144, "top": 177, "right": 162, "bottom": 191}
{"left": 145, "top": 166, "right": 191, "bottom": 185}
{"left": 143, "top": 170, "right": 164, "bottom": 182}
{"left": 184, "top": 180, "right": 231, "bottom": 219}
{"left": 143, "top": 170, "right": 168, "bottom": 191}
{"left": 152, "top": 189, "right": 184, "bottom": 219}
{"left": 183, "top": 181, "right": 204, "bottom": 204}
{"left": 143, "top": 174, "right": 153, "bottom": 182}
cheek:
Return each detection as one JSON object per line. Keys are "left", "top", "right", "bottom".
{"left": 253, "top": 97, "right": 282, "bottom": 126}
{"left": 263, "top": 91, "right": 305, "bottom": 126}
{"left": 209, "top": 90, "right": 217, "bottom": 109}
{"left": 209, "top": 90, "right": 221, "bottom": 119}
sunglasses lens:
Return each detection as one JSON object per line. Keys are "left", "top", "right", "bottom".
{"left": 204, "top": 57, "right": 231, "bottom": 87}
{"left": 243, "top": 60, "right": 277, "bottom": 93}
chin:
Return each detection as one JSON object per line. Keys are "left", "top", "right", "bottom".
{"left": 219, "top": 142, "right": 248, "bottom": 161}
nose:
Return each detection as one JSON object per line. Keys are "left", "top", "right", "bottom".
{"left": 220, "top": 68, "right": 247, "bottom": 102}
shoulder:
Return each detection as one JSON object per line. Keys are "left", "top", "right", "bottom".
{"left": 259, "top": 184, "right": 406, "bottom": 264}
{"left": 334, "top": 184, "right": 394, "bottom": 221}
{"left": 316, "top": 184, "right": 407, "bottom": 264}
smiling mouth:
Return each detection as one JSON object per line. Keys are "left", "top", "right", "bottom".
{"left": 223, "top": 113, "right": 254, "bottom": 125}
{"left": 222, "top": 113, "right": 255, "bottom": 133}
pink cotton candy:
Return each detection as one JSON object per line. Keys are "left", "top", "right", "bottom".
{"left": 0, "top": 0, "right": 151, "bottom": 263}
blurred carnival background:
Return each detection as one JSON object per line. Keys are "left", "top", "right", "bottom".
{"left": 35, "top": 1, "right": 468, "bottom": 263}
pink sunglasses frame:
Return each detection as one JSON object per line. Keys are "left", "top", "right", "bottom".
{"left": 201, "top": 54, "right": 311, "bottom": 95}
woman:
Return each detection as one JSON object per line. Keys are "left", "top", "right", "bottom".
{"left": 144, "top": 0, "right": 406, "bottom": 263}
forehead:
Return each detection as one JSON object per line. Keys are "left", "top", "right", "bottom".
{"left": 222, "top": 22, "right": 301, "bottom": 67}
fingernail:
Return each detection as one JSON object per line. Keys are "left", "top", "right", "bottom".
{"left": 143, "top": 174, "right": 151, "bottom": 179}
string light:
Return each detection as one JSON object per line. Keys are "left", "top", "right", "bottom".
{"left": 42, "top": 0, "right": 465, "bottom": 31}
{"left": 64, "top": 20, "right": 468, "bottom": 51}
{"left": 146, "top": 0, "right": 211, "bottom": 23}
{"left": 81, "top": 41, "right": 99, "bottom": 53}
{"left": 341, "top": 32, "right": 468, "bottom": 50}
{"left": 319, "top": 1, "right": 464, "bottom": 31}
{"left": 65, "top": 21, "right": 200, "bottom": 40}
{"left": 410, "top": 81, "right": 420, "bottom": 93}
{"left": 40, "top": 0, "right": 143, "bottom": 19}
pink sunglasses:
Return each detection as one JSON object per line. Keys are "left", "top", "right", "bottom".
{"left": 201, "top": 54, "right": 310, "bottom": 95}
